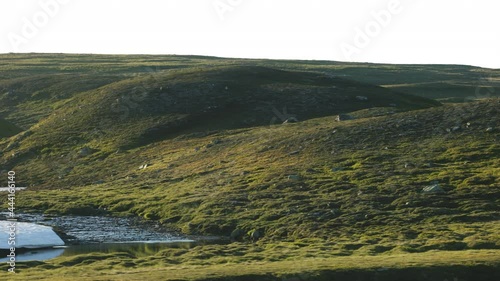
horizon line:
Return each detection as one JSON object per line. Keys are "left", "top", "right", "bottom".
{"left": 1, "top": 52, "right": 497, "bottom": 70}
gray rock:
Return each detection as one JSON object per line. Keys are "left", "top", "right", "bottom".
{"left": 249, "top": 229, "right": 262, "bottom": 242}
{"left": 78, "top": 146, "right": 93, "bottom": 157}
{"left": 230, "top": 228, "right": 245, "bottom": 241}
{"left": 422, "top": 184, "right": 445, "bottom": 194}
{"left": 330, "top": 208, "right": 341, "bottom": 215}
{"left": 335, "top": 114, "right": 354, "bottom": 122}
{"left": 404, "top": 162, "right": 415, "bottom": 169}
{"left": 423, "top": 162, "right": 434, "bottom": 168}
{"left": 283, "top": 117, "right": 299, "bottom": 124}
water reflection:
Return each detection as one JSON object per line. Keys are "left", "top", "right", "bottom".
{"left": 62, "top": 241, "right": 196, "bottom": 257}
{"left": 0, "top": 240, "right": 209, "bottom": 262}
{"left": 0, "top": 248, "right": 65, "bottom": 262}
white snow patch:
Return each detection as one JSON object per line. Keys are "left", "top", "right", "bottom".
{"left": 0, "top": 221, "right": 64, "bottom": 249}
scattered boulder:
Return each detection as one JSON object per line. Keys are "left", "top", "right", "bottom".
{"left": 330, "top": 208, "right": 341, "bottom": 216}
{"left": 288, "top": 150, "right": 300, "bottom": 156}
{"left": 249, "top": 229, "right": 262, "bottom": 242}
{"left": 125, "top": 174, "right": 138, "bottom": 180}
{"left": 422, "top": 183, "right": 445, "bottom": 194}
{"left": 78, "top": 146, "right": 93, "bottom": 157}
{"left": 139, "top": 164, "right": 149, "bottom": 170}
{"left": 422, "top": 162, "right": 434, "bottom": 168}
{"left": 230, "top": 228, "right": 245, "bottom": 241}
{"left": 205, "top": 138, "right": 222, "bottom": 148}
{"left": 282, "top": 117, "right": 299, "bottom": 124}
{"left": 288, "top": 174, "right": 301, "bottom": 181}
{"left": 335, "top": 114, "right": 354, "bottom": 122}
{"left": 486, "top": 127, "right": 493, "bottom": 132}
{"left": 446, "top": 126, "right": 461, "bottom": 132}
{"left": 404, "top": 162, "right": 415, "bottom": 169}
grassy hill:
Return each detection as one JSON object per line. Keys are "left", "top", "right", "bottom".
{"left": 278, "top": 62, "right": 500, "bottom": 101}
{"left": 1, "top": 55, "right": 498, "bottom": 130}
{"left": 0, "top": 54, "right": 498, "bottom": 280}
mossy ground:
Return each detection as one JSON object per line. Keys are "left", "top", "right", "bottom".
{"left": 0, "top": 54, "right": 499, "bottom": 280}
{"left": 1, "top": 250, "right": 499, "bottom": 280}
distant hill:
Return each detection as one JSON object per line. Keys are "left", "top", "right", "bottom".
{"left": 1, "top": 64, "right": 440, "bottom": 154}
{"left": 1, "top": 55, "right": 498, "bottom": 129}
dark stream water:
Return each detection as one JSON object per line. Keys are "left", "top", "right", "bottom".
{"left": 0, "top": 213, "right": 225, "bottom": 262}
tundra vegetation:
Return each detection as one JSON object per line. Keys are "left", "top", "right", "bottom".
{"left": 0, "top": 54, "right": 499, "bottom": 280}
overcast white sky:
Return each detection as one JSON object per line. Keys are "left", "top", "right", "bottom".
{"left": 0, "top": 0, "right": 498, "bottom": 68}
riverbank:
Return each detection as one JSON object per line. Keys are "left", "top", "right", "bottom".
{"left": 2, "top": 249, "right": 499, "bottom": 280}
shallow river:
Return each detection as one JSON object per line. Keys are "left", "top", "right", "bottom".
{"left": 0, "top": 213, "right": 223, "bottom": 261}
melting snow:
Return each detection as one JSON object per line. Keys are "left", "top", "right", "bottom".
{"left": 0, "top": 221, "right": 64, "bottom": 249}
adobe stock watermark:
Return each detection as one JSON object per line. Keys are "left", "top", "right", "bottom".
{"left": 4, "top": 171, "right": 18, "bottom": 273}
{"left": 213, "top": 0, "right": 243, "bottom": 21}
{"left": 340, "top": 0, "right": 403, "bottom": 60}
{"left": 7, "top": 0, "right": 71, "bottom": 52}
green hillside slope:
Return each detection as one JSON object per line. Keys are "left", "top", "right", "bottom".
{"left": 0, "top": 54, "right": 498, "bottom": 281}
